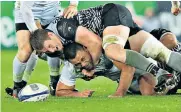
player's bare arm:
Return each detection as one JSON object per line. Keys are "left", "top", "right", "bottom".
{"left": 56, "top": 82, "right": 94, "bottom": 97}
{"left": 109, "top": 61, "right": 135, "bottom": 97}
{"left": 75, "top": 26, "right": 102, "bottom": 66}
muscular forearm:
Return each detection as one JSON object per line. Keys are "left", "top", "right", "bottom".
{"left": 113, "top": 61, "right": 135, "bottom": 97}
{"left": 88, "top": 43, "right": 102, "bottom": 65}
{"left": 75, "top": 26, "right": 102, "bottom": 65}
{"left": 116, "top": 69, "right": 134, "bottom": 96}
{"left": 56, "top": 89, "right": 80, "bottom": 97}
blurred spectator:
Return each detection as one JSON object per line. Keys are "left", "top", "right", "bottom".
{"left": 125, "top": 2, "right": 144, "bottom": 27}
{"left": 142, "top": 7, "right": 160, "bottom": 32}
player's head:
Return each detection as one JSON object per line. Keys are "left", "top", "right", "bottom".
{"left": 30, "top": 29, "right": 63, "bottom": 53}
{"left": 63, "top": 43, "right": 94, "bottom": 71}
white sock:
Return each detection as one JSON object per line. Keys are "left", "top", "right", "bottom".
{"left": 13, "top": 56, "right": 26, "bottom": 82}
{"left": 22, "top": 52, "right": 38, "bottom": 82}
{"left": 47, "top": 57, "right": 60, "bottom": 77}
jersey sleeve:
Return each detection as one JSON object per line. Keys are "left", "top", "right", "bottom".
{"left": 57, "top": 17, "right": 79, "bottom": 41}
{"left": 59, "top": 62, "right": 76, "bottom": 86}
{"left": 20, "top": 1, "right": 38, "bottom": 32}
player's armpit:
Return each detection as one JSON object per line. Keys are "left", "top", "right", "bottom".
{"left": 75, "top": 26, "right": 102, "bottom": 65}
{"left": 110, "top": 61, "right": 135, "bottom": 97}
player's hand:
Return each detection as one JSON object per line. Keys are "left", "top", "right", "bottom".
{"left": 78, "top": 90, "right": 95, "bottom": 97}
{"left": 82, "top": 69, "right": 95, "bottom": 77}
{"left": 171, "top": 6, "right": 181, "bottom": 16}
{"left": 108, "top": 93, "right": 124, "bottom": 98}
{"left": 63, "top": 5, "right": 78, "bottom": 19}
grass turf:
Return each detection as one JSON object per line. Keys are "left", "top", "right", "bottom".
{"left": 1, "top": 50, "right": 181, "bottom": 112}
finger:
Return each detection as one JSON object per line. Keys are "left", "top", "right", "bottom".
{"left": 64, "top": 10, "right": 71, "bottom": 18}
{"left": 71, "top": 10, "right": 78, "bottom": 16}
{"left": 88, "top": 91, "right": 95, "bottom": 97}
{"left": 83, "top": 91, "right": 93, "bottom": 97}
{"left": 63, "top": 8, "right": 68, "bottom": 16}
{"left": 67, "top": 11, "right": 74, "bottom": 19}
{"left": 82, "top": 92, "right": 91, "bottom": 97}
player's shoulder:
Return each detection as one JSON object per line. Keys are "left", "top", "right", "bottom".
{"left": 56, "top": 17, "right": 79, "bottom": 41}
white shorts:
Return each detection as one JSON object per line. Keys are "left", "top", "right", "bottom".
{"left": 15, "top": 3, "right": 60, "bottom": 26}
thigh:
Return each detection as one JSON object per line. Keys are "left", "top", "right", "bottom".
{"left": 129, "top": 30, "right": 153, "bottom": 52}
{"left": 15, "top": 23, "right": 31, "bottom": 50}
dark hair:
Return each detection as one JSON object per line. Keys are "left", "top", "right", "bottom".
{"left": 30, "top": 29, "right": 50, "bottom": 50}
{"left": 63, "top": 43, "right": 84, "bottom": 60}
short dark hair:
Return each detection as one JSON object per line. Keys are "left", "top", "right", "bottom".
{"left": 63, "top": 43, "right": 84, "bottom": 60}
{"left": 30, "top": 29, "right": 50, "bottom": 50}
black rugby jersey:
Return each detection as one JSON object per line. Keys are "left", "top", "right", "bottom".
{"left": 76, "top": 5, "right": 104, "bottom": 36}
{"left": 46, "top": 5, "right": 104, "bottom": 45}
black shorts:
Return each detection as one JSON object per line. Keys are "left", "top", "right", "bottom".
{"left": 15, "top": 23, "right": 48, "bottom": 32}
{"left": 15, "top": 23, "right": 29, "bottom": 32}
{"left": 150, "top": 28, "right": 172, "bottom": 40}
{"left": 102, "top": 3, "right": 141, "bottom": 36}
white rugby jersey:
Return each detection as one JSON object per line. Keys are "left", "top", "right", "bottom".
{"left": 15, "top": 1, "right": 78, "bottom": 32}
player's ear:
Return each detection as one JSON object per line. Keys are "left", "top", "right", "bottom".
{"left": 47, "top": 32, "right": 54, "bottom": 38}
{"left": 83, "top": 46, "right": 88, "bottom": 52}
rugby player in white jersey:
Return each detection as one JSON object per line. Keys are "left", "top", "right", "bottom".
{"left": 5, "top": 1, "right": 79, "bottom": 97}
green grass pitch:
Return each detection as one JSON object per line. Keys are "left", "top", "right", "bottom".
{"left": 1, "top": 50, "right": 181, "bottom": 112}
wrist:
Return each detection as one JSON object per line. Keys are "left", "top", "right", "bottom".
{"left": 115, "top": 89, "right": 127, "bottom": 96}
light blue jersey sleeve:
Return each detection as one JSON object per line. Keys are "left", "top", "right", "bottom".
{"left": 59, "top": 62, "right": 76, "bottom": 86}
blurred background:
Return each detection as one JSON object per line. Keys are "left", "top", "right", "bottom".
{"left": 1, "top": 1, "right": 181, "bottom": 50}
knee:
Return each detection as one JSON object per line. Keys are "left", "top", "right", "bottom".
{"left": 104, "top": 44, "right": 125, "bottom": 62}
{"left": 103, "top": 26, "right": 114, "bottom": 35}
{"left": 160, "top": 33, "right": 178, "bottom": 49}
{"left": 17, "top": 47, "right": 32, "bottom": 62}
